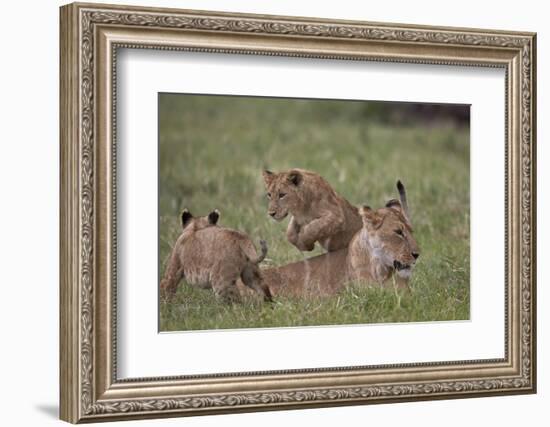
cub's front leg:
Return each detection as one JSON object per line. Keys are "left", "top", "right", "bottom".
{"left": 295, "top": 232, "right": 316, "bottom": 252}
{"left": 286, "top": 217, "right": 302, "bottom": 247}
{"left": 298, "top": 212, "right": 344, "bottom": 252}
{"left": 287, "top": 217, "right": 315, "bottom": 251}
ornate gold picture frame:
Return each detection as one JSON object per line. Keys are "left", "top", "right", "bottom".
{"left": 60, "top": 2, "right": 536, "bottom": 423}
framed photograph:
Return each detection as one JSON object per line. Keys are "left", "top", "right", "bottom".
{"left": 60, "top": 2, "right": 536, "bottom": 423}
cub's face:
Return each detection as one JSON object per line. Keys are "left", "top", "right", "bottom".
{"left": 262, "top": 170, "right": 303, "bottom": 221}
{"left": 360, "top": 202, "right": 420, "bottom": 279}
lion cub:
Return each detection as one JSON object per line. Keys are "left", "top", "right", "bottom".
{"left": 160, "top": 209, "right": 272, "bottom": 303}
{"left": 262, "top": 168, "right": 362, "bottom": 252}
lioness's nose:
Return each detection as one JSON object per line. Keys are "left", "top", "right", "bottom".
{"left": 269, "top": 211, "right": 276, "bottom": 218}
{"left": 412, "top": 252, "right": 420, "bottom": 260}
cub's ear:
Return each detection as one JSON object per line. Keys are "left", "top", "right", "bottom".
{"left": 208, "top": 209, "right": 220, "bottom": 225}
{"left": 181, "top": 209, "right": 193, "bottom": 228}
{"left": 287, "top": 170, "right": 302, "bottom": 186}
{"left": 262, "top": 170, "right": 274, "bottom": 185}
{"left": 359, "top": 205, "right": 383, "bottom": 229}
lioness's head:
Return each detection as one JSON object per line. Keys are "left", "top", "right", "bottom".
{"left": 262, "top": 169, "right": 304, "bottom": 221}
{"left": 359, "top": 182, "right": 420, "bottom": 279}
{"left": 180, "top": 208, "right": 220, "bottom": 231}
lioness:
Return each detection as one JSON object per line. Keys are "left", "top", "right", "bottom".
{"left": 160, "top": 209, "right": 272, "bottom": 303}
{"left": 262, "top": 181, "right": 420, "bottom": 297}
{"left": 262, "top": 168, "right": 362, "bottom": 252}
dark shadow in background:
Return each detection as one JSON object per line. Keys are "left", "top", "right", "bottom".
{"left": 361, "top": 103, "right": 469, "bottom": 126}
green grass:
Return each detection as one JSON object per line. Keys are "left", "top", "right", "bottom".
{"left": 158, "top": 94, "right": 470, "bottom": 331}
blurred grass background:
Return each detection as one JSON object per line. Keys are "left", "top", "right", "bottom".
{"left": 158, "top": 94, "right": 470, "bottom": 331}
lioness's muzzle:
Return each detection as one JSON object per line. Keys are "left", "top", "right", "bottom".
{"left": 393, "top": 260, "right": 410, "bottom": 271}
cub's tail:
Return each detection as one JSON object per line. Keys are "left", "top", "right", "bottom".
{"left": 249, "top": 239, "right": 268, "bottom": 265}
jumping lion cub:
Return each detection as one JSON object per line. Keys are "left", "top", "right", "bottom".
{"left": 160, "top": 209, "right": 272, "bottom": 303}
{"left": 262, "top": 168, "right": 362, "bottom": 252}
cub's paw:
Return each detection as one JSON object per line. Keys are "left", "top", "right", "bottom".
{"left": 296, "top": 239, "right": 315, "bottom": 252}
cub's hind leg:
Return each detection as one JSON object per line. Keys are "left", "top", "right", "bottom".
{"left": 211, "top": 279, "right": 241, "bottom": 303}
{"left": 211, "top": 264, "right": 241, "bottom": 303}
{"left": 160, "top": 252, "right": 184, "bottom": 300}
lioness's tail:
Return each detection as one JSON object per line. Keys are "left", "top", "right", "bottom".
{"left": 248, "top": 239, "right": 268, "bottom": 264}
{"left": 396, "top": 180, "right": 410, "bottom": 221}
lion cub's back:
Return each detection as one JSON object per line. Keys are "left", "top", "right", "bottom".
{"left": 192, "top": 226, "right": 256, "bottom": 263}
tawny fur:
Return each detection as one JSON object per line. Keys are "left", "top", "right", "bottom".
{"left": 262, "top": 168, "right": 362, "bottom": 252}
{"left": 259, "top": 182, "right": 420, "bottom": 298}
{"left": 160, "top": 210, "right": 271, "bottom": 303}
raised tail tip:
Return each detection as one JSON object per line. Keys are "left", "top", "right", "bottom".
{"left": 259, "top": 239, "right": 268, "bottom": 253}
{"left": 257, "top": 239, "right": 268, "bottom": 263}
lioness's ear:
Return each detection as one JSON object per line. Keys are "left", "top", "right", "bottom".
{"left": 386, "top": 197, "right": 412, "bottom": 228}
{"left": 385, "top": 198, "right": 402, "bottom": 210}
{"left": 262, "top": 170, "right": 274, "bottom": 185}
{"left": 359, "top": 205, "right": 375, "bottom": 219}
{"left": 208, "top": 209, "right": 220, "bottom": 225}
{"left": 181, "top": 209, "right": 193, "bottom": 228}
{"left": 287, "top": 170, "right": 302, "bottom": 186}
{"left": 359, "top": 205, "right": 383, "bottom": 229}
{"left": 396, "top": 179, "right": 411, "bottom": 222}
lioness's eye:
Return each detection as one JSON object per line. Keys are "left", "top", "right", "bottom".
{"left": 279, "top": 193, "right": 286, "bottom": 199}
{"left": 395, "top": 229, "right": 404, "bottom": 236}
